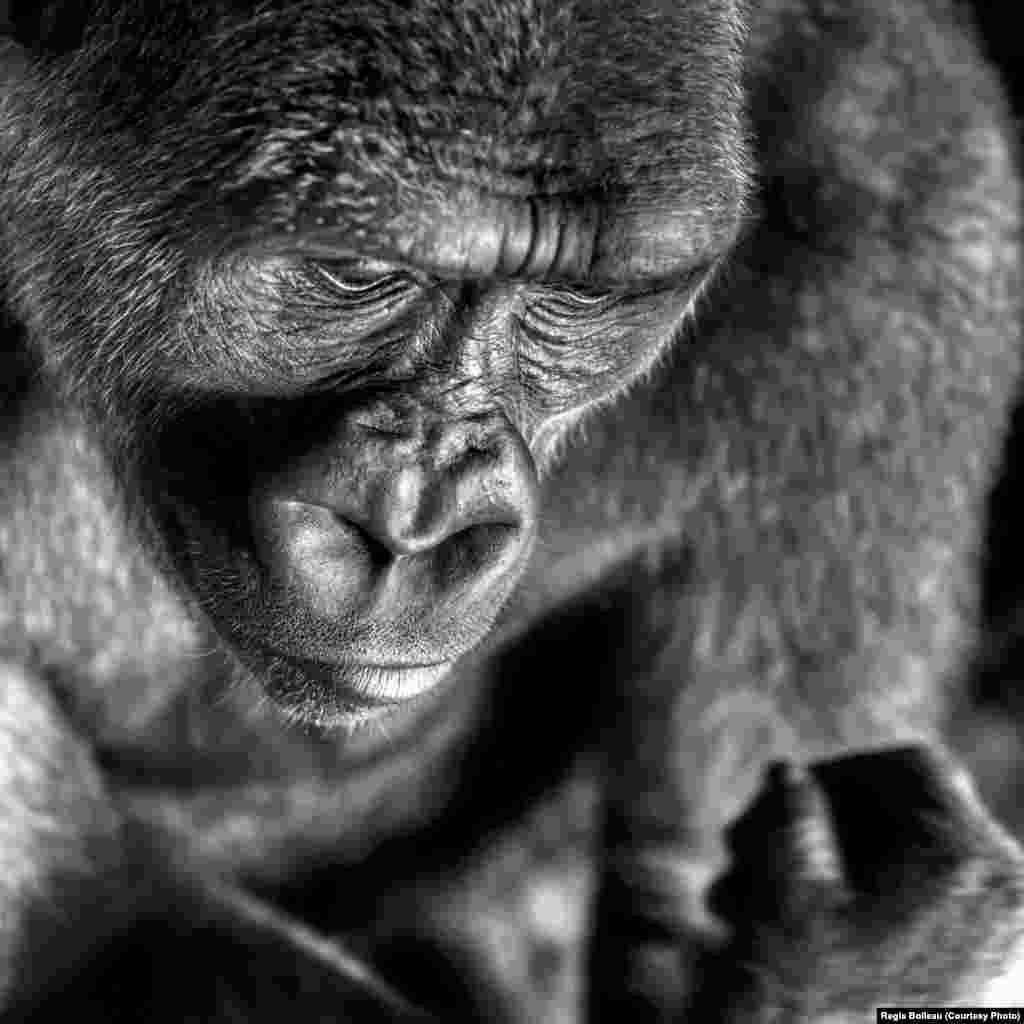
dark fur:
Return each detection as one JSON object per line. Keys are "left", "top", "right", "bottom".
{"left": 1, "top": 0, "right": 1023, "bottom": 1018}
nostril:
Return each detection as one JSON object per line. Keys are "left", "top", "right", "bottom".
{"left": 434, "top": 521, "right": 522, "bottom": 580}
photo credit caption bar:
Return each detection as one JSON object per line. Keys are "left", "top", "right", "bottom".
{"left": 878, "top": 1011, "right": 1024, "bottom": 1022}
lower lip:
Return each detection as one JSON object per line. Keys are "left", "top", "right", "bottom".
{"left": 330, "top": 660, "right": 453, "bottom": 706}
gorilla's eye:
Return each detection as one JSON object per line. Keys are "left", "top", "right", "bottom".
{"left": 552, "top": 283, "right": 618, "bottom": 304}
{"left": 529, "top": 284, "right": 621, "bottom": 320}
{"left": 307, "top": 262, "right": 422, "bottom": 307}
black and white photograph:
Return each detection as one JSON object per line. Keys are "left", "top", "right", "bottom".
{"left": 0, "top": 0, "right": 1023, "bottom": 1018}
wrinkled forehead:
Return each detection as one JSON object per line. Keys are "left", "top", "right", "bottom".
{"left": 56, "top": 0, "right": 751, "bottom": 285}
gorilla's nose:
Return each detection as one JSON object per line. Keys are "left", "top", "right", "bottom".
{"left": 248, "top": 410, "right": 539, "bottom": 653}
{"left": 336, "top": 432, "right": 535, "bottom": 566}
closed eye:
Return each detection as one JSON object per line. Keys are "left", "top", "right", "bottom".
{"left": 527, "top": 285, "right": 621, "bottom": 322}
{"left": 307, "top": 262, "right": 423, "bottom": 307}
{"left": 527, "top": 264, "right": 713, "bottom": 322}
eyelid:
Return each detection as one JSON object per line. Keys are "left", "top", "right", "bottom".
{"left": 309, "top": 262, "right": 421, "bottom": 300}
{"left": 528, "top": 285, "right": 621, "bottom": 318}
{"left": 545, "top": 283, "right": 621, "bottom": 304}
{"left": 543, "top": 262, "right": 716, "bottom": 305}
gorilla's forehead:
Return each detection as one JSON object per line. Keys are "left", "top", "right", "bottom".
{"left": 204, "top": 0, "right": 747, "bottom": 129}
{"left": 201, "top": 0, "right": 752, "bottom": 284}
{"left": 25, "top": 0, "right": 749, "bottom": 288}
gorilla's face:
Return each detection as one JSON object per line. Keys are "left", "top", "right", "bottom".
{"left": 0, "top": 0, "right": 749, "bottom": 724}
{"left": 142, "top": 251, "right": 716, "bottom": 724}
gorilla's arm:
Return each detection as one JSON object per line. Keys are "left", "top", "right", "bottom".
{"left": 1, "top": 534, "right": 1023, "bottom": 1019}
{"left": 101, "top": 549, "right": 1024, "bottom": 1020}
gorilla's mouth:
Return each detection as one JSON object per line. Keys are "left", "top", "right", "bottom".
{"left": 165, "top": 502, "right": 494, "bottom": 720}
{"left": 252, "top": 647, "right": 458, "bottom": 719}
{"left": 290, "top": 655, "right": 453, "bottom": 706}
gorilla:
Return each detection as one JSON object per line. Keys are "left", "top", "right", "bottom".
{"left": 0, "top": 0, "right": 1023, "bottom": 1019}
